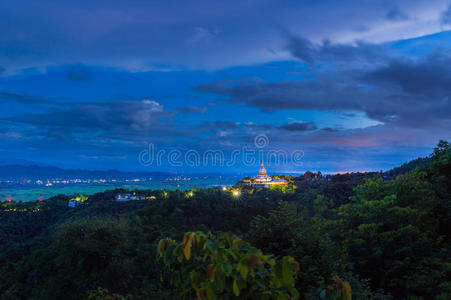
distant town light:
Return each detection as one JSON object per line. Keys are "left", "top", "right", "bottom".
{"left": 232, "top": 190, "right": 240, "bottom": 197}
{"left": 222, "top": 187, "right": 227, "bottom": 191}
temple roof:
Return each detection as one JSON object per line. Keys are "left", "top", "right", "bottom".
{"left": 258, "top": 161, "right": 268, "bottom": 176}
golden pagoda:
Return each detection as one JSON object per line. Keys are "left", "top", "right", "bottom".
{"left": 248, "top": 160, "right": 288, "bottom": 187}
{"left": 254, "top": 161, "right": 272, "bottom": 183}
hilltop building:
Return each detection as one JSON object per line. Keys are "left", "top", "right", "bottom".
{"left": 254, "top": 161, "right": 272, "bottom": 183}
{"left": 247, "top": 161, "right": 288, "bottom": 187}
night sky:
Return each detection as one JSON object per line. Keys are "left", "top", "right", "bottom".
{"left": 1, "top": 0, "right": 451, "bottom": 173}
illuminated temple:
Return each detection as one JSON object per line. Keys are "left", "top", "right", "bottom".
{"left": 248, "top": 161, "right": 288, "bottom": 187}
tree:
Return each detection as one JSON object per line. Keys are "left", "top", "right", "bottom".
{"left": 246, "top": 202, "right": 356, "bottom": 299}
{"left": 157, "top": 231, "right": 300, "bottom": 299}
{"left": 432, "top": 140, "right": 450, "bottom": 158}
{"left": 334, "top": 169, "right": 451, "bottom": 298}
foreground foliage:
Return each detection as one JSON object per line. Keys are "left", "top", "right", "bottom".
{"left": 158, "top": 231, "right": 300, "bottom": 299}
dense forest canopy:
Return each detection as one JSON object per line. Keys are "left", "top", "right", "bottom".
{"left": 0, "top": 141, "right": 450, "bottom": 299}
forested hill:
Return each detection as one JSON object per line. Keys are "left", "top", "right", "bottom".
{"left": 384, "top": 156, "right": 430, "bottom": 178}
{"left": 0, "top": 141, "right": 450, "bottom": 299}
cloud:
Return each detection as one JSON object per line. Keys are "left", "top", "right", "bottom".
{"left": 286, "top": 35, "right": 389, "bottom": 67}
{"left": 277, "top": 121, "right": 317, "bottom": 131}
{"left": 192, "top": 120, "right": 318, "bottom": 149}
{"left": 321, "top": 127, "right": 340, "bottom": 132}
{"left": 239, "top": 121, "right": 317, "bottom": 132}
{"left": 365, "top": 53, "right": 451, "bottom": 96}
{"left": 66, "top": 64, "right": 90, "bottom": 82}
{"left": 190, "top": 117, "right": 440, "bottom": 165}
{"left": 197, "top": 77, "right": 367, "bottom": 112}
{"left": 201, "top": 121, "right": 238, "bottom": 131}
{"left": 386, "top": 7, "right": 409, "bottom": 21}
{"left": 0, "top": 0, "right": 447, "bottom": 72}
{"left": 0, "top": 91, "right": 55, "bottom": 104}
{"left": 188, "top": 27, "right": 219, "bottom": 44}
{"left": 198, "top": 37, "right": 451, "bottom": 131}
{"left": 3, "top": 100, "right": 181, "bottom": 141}
{"left": 440, "top": 4, "right": 451, "bottom": 24}
{"left": 178, "top": 106, "right": 208, "bottom": 114}
{"left": 198, "top": 74, "right": 451, "bottom": 129}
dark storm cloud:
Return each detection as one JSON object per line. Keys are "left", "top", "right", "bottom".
{"left": 0, "top": 0, "right": 279, "bottom": 70}
{"left": 3, "top": 100, "right": 185, "bottom": 140}
{"left": 361, "top": 53, "right": 451, "bottom": 128}
{"left": 321, "top": 127, "right": 339, "bottom": 132}
{"left": 242, "top": 121, "right": 317, "bottom": 132}
{"left": 286, "top": 35, "right": 389, "bottom": 66}
{"left": 0, "top": 0, "right": 446, "bottom": 72}
{"left": 197, "top": 77, "right": 366, "bottom": 112}
{"left": 278, "top": 121, "right": 317, "bottom": 131}
{"left": 366, "top": 53, "right": 451, "bottom": 95}
{"left": 66, "top": 64, "right": 90, "bottom": 82}
{"left": 198, "top": 43, "right": 451, "bottom": 130}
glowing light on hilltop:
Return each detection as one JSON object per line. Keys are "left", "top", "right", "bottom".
{"left": 8, "top": 196, "right": 11, "bottom": 202}
{"left": 232, "top": 190, "right": 240, "bottom": 197}
{"left": 222, "top": 187, "right": 227, "bottom": 191}
{"left": 39, "top": 197, "right": 43, "bottom": 202}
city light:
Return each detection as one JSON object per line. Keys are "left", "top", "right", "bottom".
{"left": 232, "top": 190, "right": 240, "bottom": 197}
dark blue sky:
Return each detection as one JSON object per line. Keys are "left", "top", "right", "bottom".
{"left": 1, "top": 0, "right": 451, "bottom": 173}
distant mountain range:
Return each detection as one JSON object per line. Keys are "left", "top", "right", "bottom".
{"left": 0, "top": 154, "right": 430, "bottom": 181}
{"left": 0, "top": 164, "right": 169, "bottom": 180}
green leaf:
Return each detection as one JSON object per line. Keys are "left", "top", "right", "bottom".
{"left": 221, "top": 263, "right": 232, "bottom": 276}
{"left": 282, "top": 257, "right": 294, "bottom": 285}
{"left": 240, "top": 265, "right": 248, "bottom": 280}
{"left": 205, "top": 283, "right": 216, "bottom": 300}
{"left": 340, "top": 282, "right": 352, "bottom": 300}
{"left": 233, "top": 280, "right": 240, "bottom": 296}
{"left": 182, "top": 233, "right": 193, "bottom": 260}
{"left": 214, "top": 273, "right": 224, "bottom": 292}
